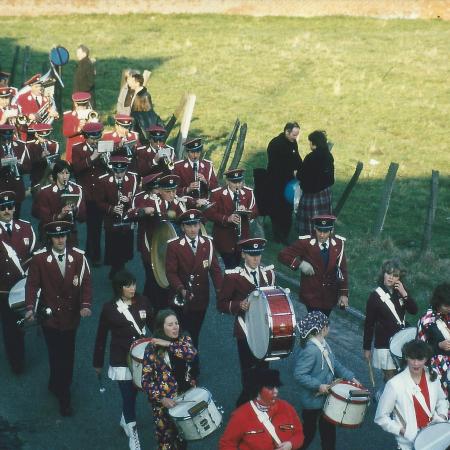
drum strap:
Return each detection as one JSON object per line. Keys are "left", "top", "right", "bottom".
{"left": 310, "top": 337, "right": 334, "bottom": 375}
{"left": 436, "top": 318, "right": 450, "bottom": 340}
{"left": 2, "top": 241, "right": 25, "bottom": 277}
{"left": 375, "top": 287, "right": 404, "bottom": 327}
{"left": 409, "top": 381, "right": 433, "bottom": 420}
{"left": 116, "top": 300, "right": 146, "bottom": 336}
{"left": 249, "top": 401, "right": 281, "bottom": 446}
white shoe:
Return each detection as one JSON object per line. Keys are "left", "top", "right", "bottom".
{"left": 120, "top": 414, "right": 130, "bottom": 437}
{"left": 126, "top": 422, "right": 141, "bottom": 450}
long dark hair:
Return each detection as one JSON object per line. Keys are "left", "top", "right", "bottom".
{"left": 111, "top": 269, "right": 136, "bottom": 300}
{"left": 402, "top": 340, "right": 437, "bottom": 381}
{"left": 377, "top": 258, "right": 405, "bottom": 286}
{"left": 152, "top": 309, "right": 183, "bottom": 341}
{"left": 430, "top": 283, "right": 450, "bottom": 312}
{"left": 308, "top": 130, "right": 328, "bottom": 151}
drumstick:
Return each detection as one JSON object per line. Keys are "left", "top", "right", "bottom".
{"left": 97, "top": 372, "right": 106, "bottom": 394}
{"left": 367, "top": 359, "right": 376, "bottom": 388}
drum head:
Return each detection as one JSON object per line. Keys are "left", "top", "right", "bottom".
{"left": 389, "top": 327, "right": 417, "bottom": 359}
{"left": 169, "top": 387, "right": 210, "bottom": 419}
{"left": 245, "top": 289, "right": 270, "bottom": 360}
{"left": 50, "top": 46, "right": 70, "bottom": 66}
{"left": 8, "top": 278, "right": 26, "bottom": 309}
{"left": 331, "top": 381, "right": 369, "bottom": 404}
{"left": 151, "top": 221, "right": 178, "bottom": 288}
{"left": 130, "top": 338, "right": 153, "bottom": 361}
{"left": 414, "top": 422, "right": 450, "bottom": 450}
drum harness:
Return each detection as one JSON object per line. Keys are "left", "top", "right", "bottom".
{"left": 310, "top": 337, "right": 334, "bottom": 375}
{"left": 116, "top": 299, "right": 146, "bottom": 337}
{"left": 375, "top": 287, "right": 405, "bottom": 328}
{"left": 249, "top": 400, "right": 282, "bottom": 446}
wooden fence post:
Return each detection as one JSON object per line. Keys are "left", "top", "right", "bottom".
{"left": 217, "top": 118, "right": 240, "bottom": 179}
{"left": 228, "top": 122, "right": 247, "bottom": 171}
{"left": 22, "top": 46, "right": 30, "bottom": 86}
{"left": 421, "top": 170, "right": 439, "bottom": 253}
{"left": 175, "top": 93, "right": 196, "bottom": 159}
{"left": 372, "top": 162, "right": 399, "bottom": 238}
{"left": 334, "top": 161, "right": 364, "bottom": 217}
{"left": 9, "top": 46, "right": 20, "bottom": 87}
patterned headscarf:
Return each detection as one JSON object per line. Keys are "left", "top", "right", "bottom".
{"left": 297, "top": 311, "right": 330, "bottom": 339}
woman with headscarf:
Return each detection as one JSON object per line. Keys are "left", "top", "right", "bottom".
{"left": 293, "top": 311, "right": 360, "bottom": 450}
{"left": 363, "top": 259, "right": 418, "bottom": 383}
{"left": 375, "top": 340, "right": 448, "bottom": 450}
{"left": 141, "top": 309, "right": 197, "bottom": 449}
{"left": 219, "top": 368, "right": 304, "bottom": 450}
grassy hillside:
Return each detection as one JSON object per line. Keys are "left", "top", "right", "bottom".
{"left": 1, "top": 13, "right": 449, "bottom": 314}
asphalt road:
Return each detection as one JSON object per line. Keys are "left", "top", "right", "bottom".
{"left": 0, "top": 196, "right": 397, "bottom": 450}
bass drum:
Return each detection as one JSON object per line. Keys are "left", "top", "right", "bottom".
{"left": 389, "top": 327, "right": 417, "bottom": 370}
{"left": 129, "top": 338, "right": 153, "bottom": 390}
{"left": 151, "top": 221, "right": 178, "bottom": 288}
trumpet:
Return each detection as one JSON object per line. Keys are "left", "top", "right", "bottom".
{"left": 76, "top": 108, "right": 99, "bottom": 122}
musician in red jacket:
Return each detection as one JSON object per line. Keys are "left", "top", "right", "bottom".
{"left": 173, "top": 137, "right": 218, "bottom": 198}
{"left": 0, "top": 124, "right": 30, "bottom": 218}
{"left": 27, "top": 123, "right": 59, "bottom": 189}
{"left": 0, "top": 86, "right": 19, "bottom": 126}
{"left": 25, "top": 221, "right": 92, "bottom": 416}
{"left": 0, "top": 191, "right": 36, "bottom": 374}
{"left": 165, "top": 209, "right": 222, "bottom": 367}
{"left": 62, "top": 91, "right": 95, "bottom": 163}
{"left": 219, "top": 369, "right": 304, "bottom": 450}
{"left": 278, "top": 215, "right": 349, "bottom": 317}
{"left": 95, "top": 155, "right": 138, "bottom": 279}
{"left": 32, "top": 160, "right": 85, "bottom": 246}
{"left": 206, "top": 168, "right": 258, "bottom": 269}
{"left": 72, "top": 121, "right": 107, "bottom": 265}
{"left": 217, "top": 238, "right": 274, "bottom": 406}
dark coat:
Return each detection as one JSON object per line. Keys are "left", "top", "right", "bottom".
{"left": 298, "top": 147, "right": 334, "bottom": 194}
{"left": 73, "top": 56, "right": 95, "bottom": 94}
{"left": 267, "top": 132, "right": 302, "bottom": 184}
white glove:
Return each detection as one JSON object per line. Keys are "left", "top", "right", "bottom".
{"left": 299, "top": 261, "right": 315, "bottom": 276}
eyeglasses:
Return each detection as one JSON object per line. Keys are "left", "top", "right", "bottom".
{"left": 0, "top": 203, "right": 15, "bottom": 211}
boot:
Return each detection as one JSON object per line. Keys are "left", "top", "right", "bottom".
{"left": 126, "top": 422, "right": 141, "bottom": 450}
{"left": 120, "top": 414, "right": 130, "bottom": 437}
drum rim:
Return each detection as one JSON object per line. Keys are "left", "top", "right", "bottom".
{"left": 169, "top": 386, "right": 212, "bottom": 420}
{"left": 389, "top": 327, "right": 417, "bottom": 358}
{"left": 414, "top": 421, "right": 450, "bottom": 447}
{"left": 130, "top": 338, "right": 153, "bottom": 363}
{"left": 151, "top": 220, "right": 178, "bottom": 288}
{"left": 329, "top": 380, "right": 370, "bottom": 404}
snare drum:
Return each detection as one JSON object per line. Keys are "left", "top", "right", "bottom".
{"left": 414, "top": 422, "right": 450, "bottom": 450}
{"left": 322, "top": 380, "right": 370, "bottom": 428}
{"left": 129, "top": 338, "right": 153, "bottom": 390}
{"left": 245, "top": 286, "right": 296, "bottom": 361}
{"left": 168, "top": 387, "right": 222, "bottom": 441}
{"left": 389, "top": 327, "right": 417, "bottom": 370}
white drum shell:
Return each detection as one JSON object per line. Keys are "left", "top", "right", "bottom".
{"left": 322, "top": 382, "right": 370, "bottom": 428}
{"left": 130, "top": 338, "right": 153, "bottom": 390}
{"left": 414, "top": 422, "right": 450, "bottom": 450}
{"left": 169, "top": 387, "right": 222, "bottom": 441}
{"left": 389, "top": 327, "right": 417, "bottom": 370}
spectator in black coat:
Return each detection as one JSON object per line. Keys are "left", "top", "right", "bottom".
{"left": 73, "top": 45, "right": 96, "bottom": 105}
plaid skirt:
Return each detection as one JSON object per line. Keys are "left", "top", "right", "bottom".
{"left": 296, "top": 187, "right": 333, "bottom": 235}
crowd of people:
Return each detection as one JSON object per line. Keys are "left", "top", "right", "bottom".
{"left": 0, "top": 48, "right": 449, "bottom": 450}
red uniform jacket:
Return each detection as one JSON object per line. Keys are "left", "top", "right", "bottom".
{"left": 165, "top": 235, "right": 223, "bottom": 312}
{"left": 95, "top": 172, "right": 138, "bottom": 230}
{"left": 206, "top": 186, "right": 258, "bottom": 254}
{"left": 0, "top": 220, "right": 36, "bottom": 292}
{"left": 278, "top": 235, "right": 348, "bottom": 310}
{"left": 219, "top": 399, "right": 304, "bottom": 450}
{"left": 173, "top": 158, "right": 218, "bottom": 198}
{"left": 15, "top": 92, "right": 50, "bottom": 116}
{"left": 217, "top": 264, "right": 275, "bottom": 339}
{"left": 62, "top": 110, "right": 84, "bottom": 163}
{"left": 26, "top": 139, "right": 59, "bottom": 187}
{"left": 72, "top": 141, "right": 108, "bottom": 202}
{"left": 135, "top": 143, "right": 175, "bottom": 178}
{"left": 0, "top": 140, "right": 30, "bottom": 202}
{"left": 103, "top": 130, "right": 139, "bottom": 172}
{"left": 32, "top": 181, "right": 86, "bottom": 242}
{"left": 25, "top": 246, "right": 92, "bottom": 330}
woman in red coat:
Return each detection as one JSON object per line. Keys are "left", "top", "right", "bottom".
{"left": 219, "top": 369, "right": 304, "bottom": 450}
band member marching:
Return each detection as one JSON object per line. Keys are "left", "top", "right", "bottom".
{"left": 32, "top": 160, "right": 86, "bottom": 246}
{"left": 26, "top": 123, "right": 59, "bottom": 190}
{"left": 63, "top": 92, "right": 96, "bottom": 163}
{"left": 96, "top": 155, "right": 137, "bottom": 279}
{"left": 173, "top": 137, "right": 218, "bottom": 199}
{"left": 0, "top": 191, "right": 36, "bottom": 374}
{"left": 25, "top": 221, "right": 92, "bottom": 416}
{"left": 278, "top": 215, "right": 349, "bottom": 317}
{"left": 206, "top": 169, "right": 258, "bottom": 269}
{"left": 217, "top": 238, "right": 275, "bottom": 406}
{"left": 0, "top": 86, "right": 19, "bottom": 127}
{"left": 0, "top": 123, "right": 30, "bottom": 219}
{"left": 72, "top": 121, "right": 107, "bottom": 266}
{"left": 135, "top": 124, "right": 175, "bottom": 178}
{"left": 166, "top": 209, "right": 223, "bottom": 374}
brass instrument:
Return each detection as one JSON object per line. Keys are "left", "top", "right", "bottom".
{"left": 1, "top": 140, "right": 21, "bottom": 180}
{"left": 77, "top": 108, "right": 99, "bottom": 122}
{"left": 113, "top": 177, "right": 130, "bottom": 228}
{"left": 60, "top": 180, "right": 74, "bottom": 223}
{"left": 173, "top": 274, "right": 194, "bottom": 307}
{"left": 192, "top": 161, "right": 201, "bottom": 198}
{"left": 119, "top": 138, "right": 137, "bottom": 159}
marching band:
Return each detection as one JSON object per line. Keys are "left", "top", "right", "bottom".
{"left": 0, "top": 57, "right": 449, "bottom": 450}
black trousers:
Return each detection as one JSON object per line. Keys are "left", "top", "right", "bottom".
{"left": 269, "top": 195, "right": 293, "bottom": 241}
{"left": 85, "top": 200, "right": 103, "bottom": 262}
{"left": 236, "top": 337, "right": 269, "bottom": 407}
{"left": 221, "top": 252, "right": 241, "bottom": 270}
{"left": 0, "top": 294, "right": 25, "bottom": 373}
{"left": 104, "top": 226, "right": 134, "bottom": 278}
{"left": 42, "top": 326, "right": 77, "bottom": 406}
{"left": 142, "top": 258, "right": 169, "bottom": 314}
{"left": 300, "top": 408, "right": 336, "bottom": 450}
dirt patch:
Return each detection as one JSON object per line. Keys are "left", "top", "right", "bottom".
{"left": 2, "top": 0, "right": 449, "bottom": 19}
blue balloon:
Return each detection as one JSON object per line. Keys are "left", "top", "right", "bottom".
{"left": 284, "top": 179, "right": 299, "bottom": 205}
{"left": 50, "top": 47, "right": 70, "bottom": 66}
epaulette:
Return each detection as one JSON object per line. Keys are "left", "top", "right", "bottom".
{"left": 63, "top": 110, "right": 72, "bottom": 115}
{"left": 70, "top": 181, "right": 82, "bottom": 188}
{"left": 33, "top": 248, "right": 47, "bottom": 255}
{"left": 298, "top": 235, "right": 311, "bottom": 240}
{"left": 18, "top": 219, "right": 30, "bottom": 224}
{"left": 174, "top": 160, "right": 184, "bottom": 166}
{"left": 243, "top": 186, "right": 253, "bottom": 192}
{"left": 98, "top": 173, "right": 108, "bottom": 179}
{"left": 225, "top": 267, "right": 241, "bottom": 275}
{"left": 128, "top": 171, "right": 137, "bottom": 176}
{"left": 334, "top": 234, "right": 346, "bottom": 242}
{"left": 134, "top": 190, "right": 145, "bottom": 197}
{"left": 40, "top": 183, "right": 52, "bottom": 190}
{"left": 167, "top": 237, "right": 179, "bottom": 243}
{"left": 262, "top": 264, "right": 274, "bottom": 271}
{"left": 211, "top": 187, "right": 221, "bottom": 193}
{"left": 72, "top": 247, "right": 85, "bottom": 254}
{"left": 202, "top": 158, "right": 212, "bottom": 163}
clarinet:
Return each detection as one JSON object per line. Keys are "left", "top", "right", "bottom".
{"left": 114, "top": 177, "right": 126, "bottom": 227}
{"left": 61, "top": 180, "right": 74, "bottom": 223}
{"left": 2, "top": 141, "right": 20, "bottom": 180}
{"left": 234, "top": 189, "right": 242, "bottom": 239}
{"left": 193, "top": 162, "right": 201, "bottom": 198}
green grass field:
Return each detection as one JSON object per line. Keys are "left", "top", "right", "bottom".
{"left": 1, "top": 13, "right": 449, "bottom": 315}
